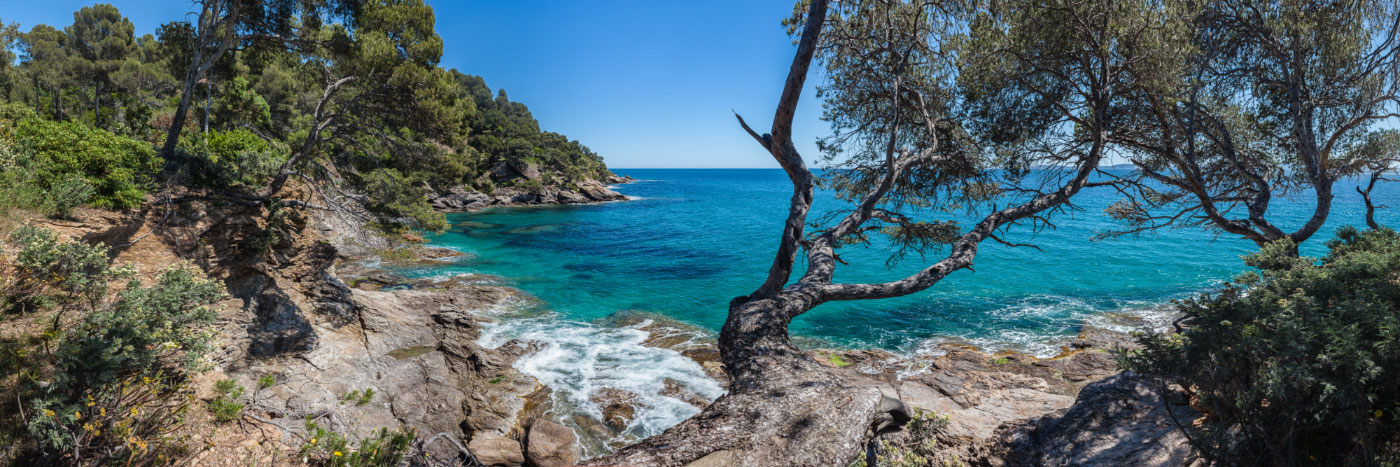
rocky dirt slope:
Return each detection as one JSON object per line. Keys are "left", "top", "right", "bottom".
{"left": 38, "top": 185, "right": 580, "bottom": 466}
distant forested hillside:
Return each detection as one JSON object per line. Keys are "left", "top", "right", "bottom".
{"left": 0, "top": 1, "right": 612, "bottom": 231}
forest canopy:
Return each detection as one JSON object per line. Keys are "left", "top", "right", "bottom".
{"left": 0, "top": 1, "right": 613, "bottom": 231}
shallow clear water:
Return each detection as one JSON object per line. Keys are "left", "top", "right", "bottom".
{"left": 397, "top": 168, "right": 1398, "bottom": 449}
{"left": 418, "top": 169, "right": 1394, "bottom": 352}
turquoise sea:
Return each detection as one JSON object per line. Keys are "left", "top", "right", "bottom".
{"left": 395, "top": 168, "right": 1398, "bottom": 450}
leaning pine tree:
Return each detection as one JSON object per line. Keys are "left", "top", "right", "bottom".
{"left": 596, "top": 0, "right": 1182, "bottom": 465}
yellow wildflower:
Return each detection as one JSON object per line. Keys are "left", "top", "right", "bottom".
{"left": 74, "top": 411, "right": 81, "bottom": 420}
{"left": 310, "top": 438, "right": 317, "bottom": 445}
{"left": 130, "top": 407, "right": 139, "bottom": 416}
{"left": 42, "top": 409, "right": 55, "bottom": 417}
{"left": 86, "top": 401, "right": 95, "bottom": 407}
{"left": 1377, "top": 409, "right": 1385, "bottom": 418}
{"left": 99, "top": 407, "right": 106, "bottom": 417}
{"left": 332, "top": 451, "right": 343, "bottom": 457}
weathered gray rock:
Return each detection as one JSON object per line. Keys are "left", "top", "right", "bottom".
{"left": 509, "top": 160, "right": 542, "bottom": 181}
{"left": 1071, "top": 326, "right": 1139, "bottom": 351}
{"left": 224, "top": 277, "right": 543, "bottom": 448}
{"left": 577, "top": 180, "right": 626, "bottom": 202}
{"left": 984, "top": 373, "right": 1200, "bottom": 466}
{"left": 469, "top": 432, "right": 525, "bottom": 466}
{"left": 492, "top": 187, "right": 541, "bottom": 205}
{"left": 430, "top": 189, "right": 492, "bottom": 211}
{"left": 525, "top": 419, "right": 578, "bottom": 467}
{"left": 557, "top": 190, "right": 589, "bottom": 204}
{"left": 604, "top": 174, "right": 636, "bottom": 185}
{"left": 590, "top": 388, "right": 640, "bottom": 430}
{"left": 429, "top": 174, "right": 632, "bottom": 211}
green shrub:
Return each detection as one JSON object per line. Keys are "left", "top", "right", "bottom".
{"left": 357, "top": 168, "right": 447, "bottom": 233}
{"left": 4, "top": 226, "right": 125, "bottom": 319}
{"left": 339, "top": 388, "right": 376, "bottom": 406}
{"left": 1, "top": 227, "right": 225, "bottom": 461}
{"left": 246, "top": 200, "right": 291, "bottom": 254}
{"left": 515, "top": 178, "right": 544, "bottom": 195}
{"left": 208, "top": 379, "right": 245, "bottom": 424}
{"left": 184, "top": 129, "right": 287, "bottom": 188}
{"left": 0, "top": 101, "right": 38, "bottom": 123}
{"left": 848, "top": 408, "right": 950, "bottom": 467}
{"left": 52, "top": 263, "right": 223, "bottom": 393}
{"left": 258, "top": 374, "right": 277, "bottom": 389}
{"left": 1122, "top": 227, "right": 1400, "bottom": 465}
{"left": 300, "top": 419, "right": 414, "bottom": 467}
{"left": 0, "top": 106, "right": 53, "bottom": 216}
{"left": 47, "top": 174, "right": 95, "bottom": 218}
{"left": 11, "top": 117, "right": 162, "bottom": 209}
{"left": 27, "top": 373, "right": 195, "bottom": 463}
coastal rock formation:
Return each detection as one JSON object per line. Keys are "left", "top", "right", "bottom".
{"left": 800, "top": 338, "right": 1198, "bottom": 466}
{"left": 429, "top": 187, "right": 493, "bottom": 211}
{"left": 61, "top": 185, "right": 553, "bottom": 464}
{"left": 612, "top": 313, "right": 1193, "bottom": 466}
{"left": 981, "top": 373, "right": 1199, "bottom": 466}
{"left": 232, "top": 283, "right": 545, "bottom": 442}
{"left": 429, "top": 175, "right": 633, "bottom": 212}
{"left": 525, "top": 419, "right": 580, "bottom": 467}
{"left": 60, "top": 185, "right": 1193, "bottom": 466}
{"left": 590, "top": 389, "right": 641, "bottom": 430}
{"left": 469, "top": 432, "right": 527, "bottom": 466}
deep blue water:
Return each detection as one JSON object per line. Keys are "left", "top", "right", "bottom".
{"left": 417, "top": 168, "right": 1396, "bottom": 354}
{"left": 394, "top": 168, "right": 1397, "bottom": 450}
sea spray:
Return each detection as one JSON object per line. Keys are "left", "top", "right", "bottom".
{"left": 476, "top": 312, "right": 725, "bottom": 456}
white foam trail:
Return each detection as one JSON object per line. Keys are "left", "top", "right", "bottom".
{"left": 477, "top": 313, "right": 726, "bottom": 455}
{"left": 905, "top": 295, "right": 1186, "bottom": 360}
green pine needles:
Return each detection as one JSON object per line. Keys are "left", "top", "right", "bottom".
{"left": 1123, "top": 227, "right": 1400, "bottom": 465}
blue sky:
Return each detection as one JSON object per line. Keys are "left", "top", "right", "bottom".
{"left": 3, "top": 1, "right": 824, "bottom": 168}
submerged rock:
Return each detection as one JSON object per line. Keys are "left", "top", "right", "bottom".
{"left": 591, "top": 388, "right": 641, "bottom": 430}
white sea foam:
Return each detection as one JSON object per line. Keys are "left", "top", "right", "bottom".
{"left": 904, "top": 294, "right": 1185, "bottom": 360}
{"left": 477, "top": 313, "right": 726, "bottom": 456}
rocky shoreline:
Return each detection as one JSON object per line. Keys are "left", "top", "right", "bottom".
{"left": 429, "top": 169, "right": 635, "bottom": 212}
{"left": 607, "top": 313, "right": 1197, "bottom": 466}
{"left": 45, "top": 181, "right": 1199, "bottom": 466}
{"left": 331, "top": 258, "right": 1199, "bottom": 466}
{"left": 284, "top": 191, "right": 1204, "bottom": 466}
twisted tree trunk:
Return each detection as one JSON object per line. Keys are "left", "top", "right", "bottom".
{"left": 593, "top": 292, "right": 906, "bottom": 466}
{"left": 160, "top": 0, "right": 239, "bottom": 156}
{"left": 594, "top": 1, "right": 1113, "bottom": 464}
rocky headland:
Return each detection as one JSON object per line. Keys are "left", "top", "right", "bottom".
{"left": 429, "top": 160, "right": 634, "bottom": 212}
